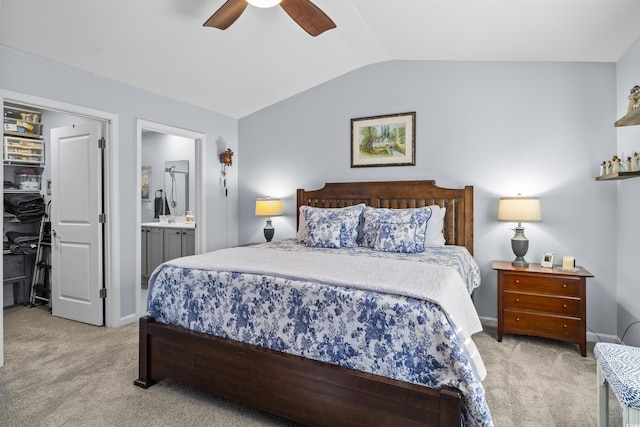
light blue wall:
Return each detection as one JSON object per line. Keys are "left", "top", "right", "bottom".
{"left": 615, "top": 39, "right": 640, "bottom": 346}
{"left": 2, "top": 41, "right": 632, "bottom": 342}
{"left": 238, "top": 60, "right": 619, "bottom": 337}
{"left": 0, "top": 44, "right": 239, "bottom": 324}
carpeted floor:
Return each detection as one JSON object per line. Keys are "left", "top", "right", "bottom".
{"left": 0, "top": 305, "right": 622, "bottom": 426}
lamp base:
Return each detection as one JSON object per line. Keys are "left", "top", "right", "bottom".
{"left": 263, "top": 219, "right": 274, "bottom": 242}
{"left": 511, "top": 258, "right": 529, "bottom": 267}
{"left": 510, "top": 226, "right": 529, "bottom": 267}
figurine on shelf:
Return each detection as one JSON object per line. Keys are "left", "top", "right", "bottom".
{"left": 627, "top": 157, "right": 633, "bottom": 172}
{"left": 628, "top": 85, "right": 640, "bottom": 114}
{"left": 612, "top": 156, "right": 621, "bottom": 173}
{"left": 606, "top": 160, "right": 612, "bottom": 175}
{"left": 633, "top": 152, "right": 640, "bottom": 172}
{"left": 600, "top": 161, "right": 607, "bottom": 176}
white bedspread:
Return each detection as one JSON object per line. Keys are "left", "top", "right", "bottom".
{"left": 156, "top": 245, "right": 486, "bottom": 380}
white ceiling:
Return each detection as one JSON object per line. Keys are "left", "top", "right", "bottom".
{"left": 2, "top": 0, "right": 640, "bottom": 119}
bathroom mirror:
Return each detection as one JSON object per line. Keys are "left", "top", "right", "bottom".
{"left": 164, "top": 160, "right": 189, "bottom": 216}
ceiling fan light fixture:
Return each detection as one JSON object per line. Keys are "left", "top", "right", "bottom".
{"left": 247, "top": 0, "right": 282, "bottom": 8}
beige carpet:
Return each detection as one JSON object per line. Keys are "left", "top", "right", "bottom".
{"left": 0, "top": 305, "right": 623, "bottom": 426}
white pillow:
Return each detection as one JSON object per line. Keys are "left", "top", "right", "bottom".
{"left": 425, "top": 205, "right": 446, "bottom": 247}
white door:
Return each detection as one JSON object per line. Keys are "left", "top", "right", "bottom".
{"left": 50, "top": 124, "right": 103, "bottom": 326}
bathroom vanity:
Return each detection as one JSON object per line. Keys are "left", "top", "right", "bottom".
{"left": 141, "top": 222, "right": 195, "bottom": 279}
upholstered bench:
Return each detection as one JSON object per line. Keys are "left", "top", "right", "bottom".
{"left": 594, "top": 342, "right": 640, "bottom": 426}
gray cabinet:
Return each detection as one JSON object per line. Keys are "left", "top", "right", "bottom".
{"left": 142, "top": 226, "right": 195, "bottom": 278}
{"left": 164, "top": 229, "right": 183, "bottom": 261}
{"left": 164, "top": 228, "right": 194, "bottom": 261}
{"left": 181, "top": 229, "right": 195, "bottom": 257}
{"left": 142, "top": 226, "right": 166, "bottom": 278}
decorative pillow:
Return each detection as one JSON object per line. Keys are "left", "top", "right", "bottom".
{"left": 305, "top": 220, "right": 342, "bottom": 248}
{"left": 425, "top": 205, "right": 446, "bottom": 247}
{"left": 361, "top": 206, "right": 432, "bottom": 253}
{"left": 299, "top": 204, "right": 365, "bottom": 248}
{"left": 373, "top": 221, "right": 423, "bottom": 253}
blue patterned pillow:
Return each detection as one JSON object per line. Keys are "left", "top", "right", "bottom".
{"left": 302, "top": 204, "right": 365, "bottom": 248}
{"left": 361, "top": 206, "right": 432, "bottom": 253}
{"left": 305, "top": 220, "right": 342, "bottom": 248}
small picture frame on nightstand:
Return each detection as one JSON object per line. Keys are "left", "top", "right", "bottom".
{"left": 541, "top": 252, "right": 554, "bottom": 268}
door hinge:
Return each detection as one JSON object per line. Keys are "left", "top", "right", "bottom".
{"left": 99, "top": 213, "right": 106, "bottom": 223}
{"left": 99, "top": 288, "right": 107, "bottom": 299}
{"left": 98, "top": 137, "right": 106, "bottom": 149}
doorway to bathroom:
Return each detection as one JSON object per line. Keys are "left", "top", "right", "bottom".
{"left": 135, "top": 120, "right": 206, "bottom": 317}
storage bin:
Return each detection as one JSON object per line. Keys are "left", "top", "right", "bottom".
{"left": 14, "top": 172, "right": 41, "bottom": 191}
{"left": 4, "top": 137, "right": 45, "bottom": 165}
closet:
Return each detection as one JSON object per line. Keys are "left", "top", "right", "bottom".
{"left": 3, "top": 103, "right": 48, "bottom": 307}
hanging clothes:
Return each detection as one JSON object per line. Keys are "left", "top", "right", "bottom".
{"left": 153, "top": 189, "right": 170, "bottom": 218}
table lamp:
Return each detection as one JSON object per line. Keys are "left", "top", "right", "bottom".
{"left": 498, "top": 196, "right": 542, "bottom": 267}
{"left": 255, "top": 197, "right": 282, "bottom": 242}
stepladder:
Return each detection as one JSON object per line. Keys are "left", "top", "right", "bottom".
{"left": 29, "top": 201, "right": 51, "bottom": 306}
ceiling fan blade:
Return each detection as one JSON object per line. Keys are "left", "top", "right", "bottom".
{"left": 280, "top": 0, "right": 336, "bottom": 37}
{"left": 203, "top": 0, "right": 248, "bottom": 30}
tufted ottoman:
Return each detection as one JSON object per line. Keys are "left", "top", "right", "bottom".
{"left": 594, "top": 342, "right": 640, "bottom": 426}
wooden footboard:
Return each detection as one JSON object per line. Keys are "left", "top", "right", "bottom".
{"left": 135, "top": 316, "right": 462, "bottom": 427}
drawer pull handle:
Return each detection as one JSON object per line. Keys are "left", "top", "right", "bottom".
{"left": 515, "top": 298, "right": 520, "bottom": 303}
{"left": 563, "top": 324, "right": 567, "bottom": 328}
{"left": 516, "top": 317, "right": 520, "bottom": 321}
{"left": 563, "top": 304, "right": 567, "bottom": 308}
{"left": 563, "top": 284, "right": 567, "bottom": 288}
{"left": 515, "top": 280, "right": 520, "bottom": 284}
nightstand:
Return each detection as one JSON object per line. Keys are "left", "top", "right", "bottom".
{"left": 492, "top": 260, "right": 593, "bottom": 357}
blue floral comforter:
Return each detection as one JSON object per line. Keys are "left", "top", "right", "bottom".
{"left": 147, "top": 240, "right": 493, "bottom": 427}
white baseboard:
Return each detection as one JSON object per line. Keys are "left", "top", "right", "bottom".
{"left": 479, "top": 316, "right": 497, "bottom": 328}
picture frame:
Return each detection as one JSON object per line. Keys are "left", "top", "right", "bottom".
{"left": 541, "top": 252, "right": 554, "bottom": 268}
{"left": 141, "top": 166, "right": 151, "bottom": 201}
{"left": 351, "top": 112, "right": 416, "bottom": 168}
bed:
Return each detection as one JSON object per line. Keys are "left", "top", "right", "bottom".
{"left": 135, "top": 180, "right": 493, "bottom": 427}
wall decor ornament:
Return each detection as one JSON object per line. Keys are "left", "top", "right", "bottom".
{"left": 350, "top": 112, "right": 416, "bottom": 168}
{"left": 219, "top": 148, "right": 233, "bottom": 197}
{"left": 627, "top": 85, "right": 640, "bottom": 113}
{"left": 599, "top": 153, "right": 640, "bottom": 177}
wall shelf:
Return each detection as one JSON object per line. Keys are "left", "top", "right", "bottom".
{"left": 595, "top": 171, "right": 640, "bottom": 181}
{"left": 615, "top": 107, "right": 640, "bottom": 127}
{"left": 600, "top": 102, "right": 640, "bottom": 180}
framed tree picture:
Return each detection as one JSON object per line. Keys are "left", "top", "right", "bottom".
{"left": 351, "top": 112, "right": 416, "bottom": 168}
{"left": 141, "top": 166, "right": 151, "bottom": 201}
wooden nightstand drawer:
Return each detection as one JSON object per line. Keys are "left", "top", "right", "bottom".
{"left": 503, "top": 272, "right": 580, "bottom": 296}
{"left": 503, "top": 291, "right": 581, "bottom": 316}
{"left": 493, "top": 261, "right": 593, "bottom": 357}
{"left": 503, "top": 310, "right": 581, "bottom": 339}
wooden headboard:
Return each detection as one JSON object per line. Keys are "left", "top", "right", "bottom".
{"left": 296, "top": 180, "right": 474, "bottom": 255}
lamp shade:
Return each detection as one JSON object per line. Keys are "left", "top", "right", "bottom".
{"left": 498, "top": 197, "right": 541, "bottom": 222}
{"left": 255, "top": 198, "right": 282, "bottom": 217}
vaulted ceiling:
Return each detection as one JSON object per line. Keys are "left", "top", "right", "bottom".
{"left": 2, "top": 0, "right": 640, "bottom": 118}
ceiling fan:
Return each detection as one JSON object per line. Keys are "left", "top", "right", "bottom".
{"left": 203, "top": 0, "right": 336, "bottom": 37}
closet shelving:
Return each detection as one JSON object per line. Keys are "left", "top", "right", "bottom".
{"left": 3, "top": 102, "right": 47, "bottom": 307}
{"left": 3, "top": 103, "right": 44, "bottom": 193}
